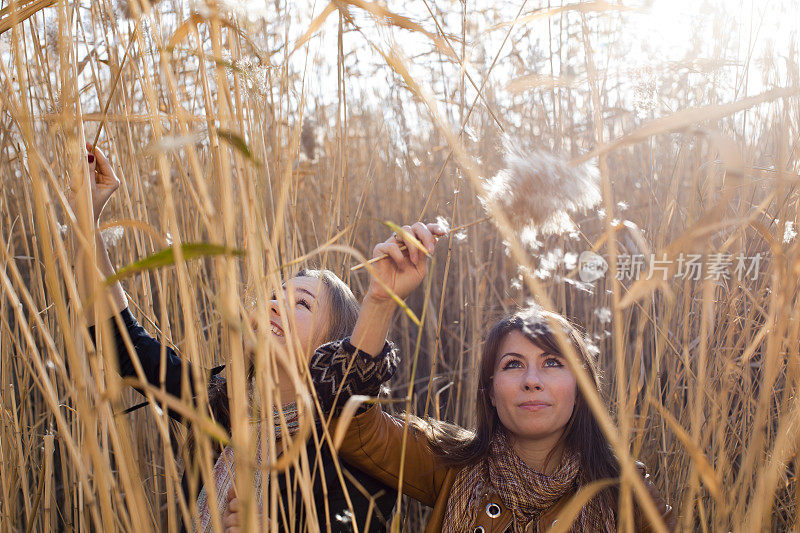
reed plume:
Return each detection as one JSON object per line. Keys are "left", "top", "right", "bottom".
{"left": 480, "top": 137, "right": 601, "bottom": 248}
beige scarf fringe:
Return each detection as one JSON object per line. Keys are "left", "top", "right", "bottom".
{"left": 195, "top": 401, "right": 299, "bottom": 532}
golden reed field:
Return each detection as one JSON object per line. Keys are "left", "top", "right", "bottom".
{"left": 0, "top": 0, "right": 798, "bottom": 531}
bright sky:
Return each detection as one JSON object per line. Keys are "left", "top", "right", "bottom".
{"left": 624, "top": 0, "right": 799, "bottom": 89}
{"left": 281, "top": 0, "right": 799, "bottom": 111}
{"left": 2, "top": 0, "right": 795, "bottom": 133}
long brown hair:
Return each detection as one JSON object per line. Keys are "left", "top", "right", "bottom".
{"left": 417, "top": 307, "right": 621, "bottom": 514}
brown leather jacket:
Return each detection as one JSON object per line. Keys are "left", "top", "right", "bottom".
{"left": 336, "top": 406, "right": 676, "bottom": 532}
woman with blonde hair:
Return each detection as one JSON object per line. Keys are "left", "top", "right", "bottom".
{"left": 74, "top": 142, "right": 445, "bottom": 532}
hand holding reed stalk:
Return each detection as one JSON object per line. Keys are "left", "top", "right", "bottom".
{"left": 350, "top": 217, "right": 486, "bottom": 271}
{"left": 68, "top": 143, "right": 120, "bottom": 225}
{"left": 349, "top": 221, "right": 446, "bottom": 355}
{"left": 360, "top": 221, "right": 447, "bottom": 303}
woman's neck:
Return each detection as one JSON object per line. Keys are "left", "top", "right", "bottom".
{"left": 277, "top": 370, "right": 296, "bottom": 405}
{"left": 278, "top": 375, "right": 297, "bottom": 405}
{"left": 510, "top": 432, "right": 565, "bottom": 474}
{"left": 248, "top": 368, "right": 298, "bottom": 410}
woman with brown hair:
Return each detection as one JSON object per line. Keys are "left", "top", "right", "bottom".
{"left": 237, "top": 228, "right": 676, "bottom": 532}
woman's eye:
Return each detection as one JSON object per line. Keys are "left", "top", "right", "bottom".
{"left": 544, "top": 357, "right": 563, "bottom": 368}
{"left": 502, "top": 359, "right": 523, "bottom": 370}
{"left": 297, "top": 299, "right": 311, "bottom": 310}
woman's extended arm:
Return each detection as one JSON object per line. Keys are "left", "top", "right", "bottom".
{"left": 309, "top": 336, "right": 451, "bottom": 507}
{"left": 306, "top": 222, "right": 450, "bottom": 505}
{"left": 309, "top": 221, "right": 444, "bottom": 415}
{"left": 74, "top": 144, "right": 217, "bottom": 416}
{"left": 71, "top": 144, "right": 127, "bottom": 325}
{"left": 351, "top": 221, "right": 444, "bottom": 355}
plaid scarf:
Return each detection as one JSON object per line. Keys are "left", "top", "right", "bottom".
{"left": 195, "top": 401, "right": 300, "bottom": 533}
{"left": 443, "top": 432, "right": 614, "bottom": 533}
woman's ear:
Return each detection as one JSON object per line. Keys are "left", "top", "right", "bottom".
{"left": 488, "top": 386, "right": 495, "bottom": 407}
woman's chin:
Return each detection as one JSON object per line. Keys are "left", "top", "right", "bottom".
{"left": 243, "top": 338, "right": 309, "bottom": 369}
{"left": 508, "top": 423, "right": 566, "bottom": 443}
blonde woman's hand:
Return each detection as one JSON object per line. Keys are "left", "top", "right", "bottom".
{"left": 68, "top": 143, "right": 120, "bottom": 224}
{"left": 222, "top": 491, "right": 240, "bottom": 533}
{"left": 364, "top": 221, "right": 447, "bottom": 305}
{"left": 223, "top": 485, "right": 264, "bottom": 533}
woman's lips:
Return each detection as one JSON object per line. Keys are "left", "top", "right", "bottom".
{"left": 518, "top": 401, "right": 551, "bottom": 411}
{"left": 270, "top": 321, "right": 284, "bottom": 337}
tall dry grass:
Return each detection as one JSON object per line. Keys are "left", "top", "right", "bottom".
{"left": 1, "top": 0, "right": 799, "bottom": 531}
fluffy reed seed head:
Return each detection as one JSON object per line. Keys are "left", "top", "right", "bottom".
{"left": 480, "top": 138, "right": 601, "bottom": 247}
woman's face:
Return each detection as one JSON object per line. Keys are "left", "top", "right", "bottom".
{"left": 267, "top": 275, "right": 331, "bottom": 356}
{"left": 489, "top": 330, "right": 577, "bottom": 444}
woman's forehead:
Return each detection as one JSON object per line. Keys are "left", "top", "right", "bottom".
{"left": 499, "top": 330, "right": 546, "bottom": 354}
{"left": 284, "top": 275, "right": 325, "bottom": 298}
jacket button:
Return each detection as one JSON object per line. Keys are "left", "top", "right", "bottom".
{"left": 486, "top": 502, "right": 502, "bottom": 518}
{"left": 473, "top": 527, "right": 485, "bottom": 533}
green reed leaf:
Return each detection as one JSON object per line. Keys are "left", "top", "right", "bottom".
{"left": 217, "top": 129, "right": 261, "bottom": 165}
{"left": 106, "top": 242, "right": 245, "bottom": 285}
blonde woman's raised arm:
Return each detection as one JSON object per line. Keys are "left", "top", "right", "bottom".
{"left": 70, "top": 143, "right": 127, "bottom": 326}
{"left": 350, "top": 221, "right": 446, "bottom": 355}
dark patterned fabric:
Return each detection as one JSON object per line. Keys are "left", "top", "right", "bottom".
{"left": 309, "top": 338, "right": 398, "bottom": 416}
{"left": 89, "top": 310, "right": 398, "bottom": 532}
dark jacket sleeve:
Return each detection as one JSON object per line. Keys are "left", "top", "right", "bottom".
{"left": 87, "top": 307, "right": 223, "bottom": 420}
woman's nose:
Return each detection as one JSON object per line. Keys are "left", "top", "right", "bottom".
{"left": 522, "top": 368, "right": 543, "bottom": 391}
{"left": 269, "top": 298, "right": 280, "bottom": 318}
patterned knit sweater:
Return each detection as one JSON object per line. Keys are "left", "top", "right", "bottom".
{"left": 308, "top": 338, "right": 399, "bottom": 416}
{"left": 88, "top": 308, "right": 399, "bottom": 532}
